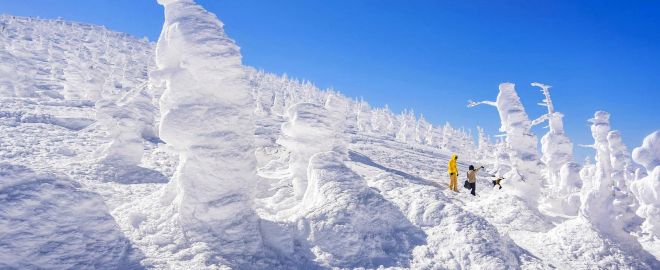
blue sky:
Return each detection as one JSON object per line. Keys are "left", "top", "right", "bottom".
{"left": 2, "top": 0, "right": 658, "bottom": 162}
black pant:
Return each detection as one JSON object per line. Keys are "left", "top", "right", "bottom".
{"left": 469, "top": 182, "right": 476, "bottom": 196}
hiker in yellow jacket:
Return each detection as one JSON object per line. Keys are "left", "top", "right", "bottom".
{"left": 448, "top": 154, "right": 458, "bottom": 192}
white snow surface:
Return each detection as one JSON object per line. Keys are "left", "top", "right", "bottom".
{"left": 1, "top": 2, "right": 659, "bottom": 269}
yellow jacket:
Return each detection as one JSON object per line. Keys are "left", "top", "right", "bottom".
{"left": 448, "top": 154, "right": 458, "bottom": 175}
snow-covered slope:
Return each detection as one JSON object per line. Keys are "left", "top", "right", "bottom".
{"left": 1, "top": 1, "right": 659, "bottom": 269}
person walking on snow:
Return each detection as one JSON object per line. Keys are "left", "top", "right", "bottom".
{"left": 448, "top": 154, "right": 459, "bottom": 192}
{"left": 466, "top": 165, "right": 484, "bottom": 196}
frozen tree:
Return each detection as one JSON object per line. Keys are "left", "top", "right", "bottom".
{"left": 271, "top": 89, "right": 286, "bottom": 116}
{"left": 476, "top": 126, "right": 494, "bottom": 163}
{"left": 432, "top": 125, "right": 445, "bottom": 148}
{"left": 607, "top": 130, "right": 642, "bottom": 232}
{"left": 95, "top": 83, "right": 156, "bottom": 169}
{"left": 415, "top": 114, "right": 430, "bottom": 144}
{"left": 579, "top": 112, "right": 612, "bottom": 231}
{"left": 441, "top": 122, "right": 455, "bottom": 152}
{"left": 251, "top": 80, "right": 274, "bottom": 117}
{"left": 278, "top": 103, "right": 344, "bottom": 200}
{"left": 580, "top": 111, "right": 641, "bottom": 234}
{"left": 288, "top": 97, "right": 423, "bottom": 268}
{"left": 463, "top": 128, "right": 478, "bottom": 161}
{"left": 530, "top": 83, "right": 573, "bottom": 183}
{"left": 370, "top": 107, "right": 389, "bottom": 134}
{"left": 396, "top": 110, "right": 416, "bottom": 143}
{"left": 468, "top": 83, "right": 542, "bottom": 205}
{"left": 153, "top": 0, "right": 263, "bottom": 262}
{"left": 355, "top": 99, "right": 372, "bottom": 133}
{"left": 424, "top": 123, "right": 435, "bottom": 146}
{"left": 630, "top": 131, "right": 660, "bottom": 238}
{"left": 608, "top": 131, "right": 634, "bottom": 188}
{"left": 530, "top": 83, "right": 581, "bottom": 216}
{"left": 492, "top": 137, "right": 511, "bottom": 176}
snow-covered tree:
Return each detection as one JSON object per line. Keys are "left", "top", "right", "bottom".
{"left": 385, "top": 106, "right": 399, "bottom": 138}
{"left": 441, "top": 122, "right": 455, "bottom": 152}
{"left": 630, "top": 130, "right": 660, "bottom": 238}
{"left": 396, "top": 109, "right": 416, "bottom": 143}
{"left": 608, "top": 130, "right": 634, "bottom": 187}
{"left": 153, "top": 0, "right": 263, "bottom": 261}
{"left": 476, "top": 126, "right": 494, "bottom": 163}
{"left": 492, "top": 137, "right": 511, "bottom": 177}
{"left": 530, "top": 82, "right": 581, "bottom": 216}
{"left": 468, "top": 82, "right": 542, "bottom": 205}
{"left": 424, "top": 123, "right": 435, "bottom": 146}
{"left": 580, "top": 111, "right": 641, "bottom": 234}
{"left": 356, "top": 99, "right": 372, "bottom": 133}
{"left": 278, "top": 103, "right": 344, "bottom": 200}
{"left": 415, "top": 114, "right": 430, "bottom": 144}
{"left": 94, "top": 83, "right": 156, "bottom": 169}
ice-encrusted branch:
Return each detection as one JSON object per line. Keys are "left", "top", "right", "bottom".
{"left": 530, "top": 82, "right": 555, "bottom": 128}
{"left": 531, "top": 114, "right": 550, "bottom": 127}
{"left": 467, "top": 99, "right": 497, "bottom": 108}
{"left": 531, "top": 82, "right": 554, "bottom": 114}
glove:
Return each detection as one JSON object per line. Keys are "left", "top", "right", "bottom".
{"left": 450, "top": 173, "right": 454, "bottom": 176}
{"left": 481, "top": 166, "right": 485, "bottom": 169}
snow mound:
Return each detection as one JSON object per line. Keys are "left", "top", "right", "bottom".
{"left": 299, "top": 151, "right": 425, "bottom": 268}
{"left": 0, "top": 163, "right": 142, "bottom": 269}
{"left": 363, "top": 172, "right": 534, "bottom": 269}
{"left": 536, "top": 217, "right": 659, "bottom": 269}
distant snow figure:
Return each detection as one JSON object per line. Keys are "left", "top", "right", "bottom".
{"left": 153, "top": 0, "right": 263, "bottom": 265}
{"left": 468, "top": 83, "right": 542, "bottom": 206}
{"left": 630, "top": 130, "right": 660, "bottom": 238}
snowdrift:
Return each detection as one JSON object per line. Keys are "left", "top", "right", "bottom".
{"left": 0, "top": 163, "right": 142, "bottom": 269}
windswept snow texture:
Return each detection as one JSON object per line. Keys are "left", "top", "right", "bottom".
{"left": 0, "top": 163, "right": 143, "bottom": 269}
{"left": 301, "top": 152, "right": 425, "bottom": 268}
{"left": 1, "top": 2, "right": 659, "bottom": 269}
